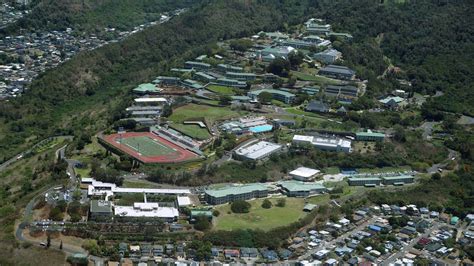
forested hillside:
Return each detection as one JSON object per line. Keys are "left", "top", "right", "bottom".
{"left": 0, "top": 0, "right": 318, "bottom": 161}
{"left": 0, "top": 0, "right": 473, "bottom": 161}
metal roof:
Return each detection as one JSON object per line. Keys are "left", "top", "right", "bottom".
{"left": 205, "top": 183, "right": 268, "bottom": 198}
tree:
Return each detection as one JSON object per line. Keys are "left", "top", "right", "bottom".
{"left": 46, "top": 234, "right": 51, "bottom": 248}
{"left": 431, "top": 173, "right": 441, "bottom": 180}
{"left": 288, "top": 51, "right": 304, "bottom": 69}
{"left": 231, "top": 200, "right": 251, "bottom": 213}
{"left": 219, "top": 95, "right": 232, "bottom": 106}
{"left": 276, "top": 198, "right": 286, "bottom": 207}
{"left": 229, "top": 39, "right": 253, "bottom": 52}
{"left": 258, "top": 92, "right": 273, "bottom": 104}
{"left": 161, "top": 104, "right": 172, "bottom": 117}
{"left": 261, "top": 199, "right": 272, "bottom": 209}
{"left": 194, "top": 216, "right": 211, "bottom": 231}
{"left": 267, "top": 58, "right": 290, "bottom": 77}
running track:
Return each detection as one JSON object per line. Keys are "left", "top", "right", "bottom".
{"left": 102, "top": 132, "right": 198, "bottom": 163}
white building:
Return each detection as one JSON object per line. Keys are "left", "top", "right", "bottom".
{"left": 292, "top": 135, "right": 352, "bottom": 153}
{"left": 114, "top": 202, "right": 179, "bottom": 222}
{"left": 234, "top": 141, "right": 283, "bottom": 161}
{"left": 84, "top": 178, "right": 191, "bottom": 197}
{"left": 289, "top": 167, "right": 321, "bottom": 181}
{"left": 134, "top": 97, "right": 168, "bottom": 106}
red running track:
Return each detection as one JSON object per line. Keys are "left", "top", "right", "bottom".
{"left": 102, "top": 132, "right": 198, "bottom": 164}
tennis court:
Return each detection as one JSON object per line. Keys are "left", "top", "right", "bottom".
{"left": 117, "top": 136, "right": 176, "bottom": 157}
{"left": 102, "top": 132, "right": 199, "bottom": 164}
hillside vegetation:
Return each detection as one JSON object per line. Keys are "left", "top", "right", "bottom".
{"left": 2, "top": 0, "right": 198, "bottom": 34}
{"left": 0, "top": 0, "right": 473, "bottom": 158}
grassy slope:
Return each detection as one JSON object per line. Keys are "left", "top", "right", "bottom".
{"left": 214, "top": 198, "right": 306, "bottom": 231}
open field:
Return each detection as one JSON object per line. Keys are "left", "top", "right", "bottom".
{"left": 213, "top": 198, "right": 306, "bottom": 231}
{"left": 169, "top": 104, "right": 240, "bottom": 125}
{"left": 119, "top": 136, "right": 175, "bottom": 157}
{"left": 206, "top": 85, "right": 236, "bottom": 95}
{"left": 169, "top": 123, "right": 211, "bottom": 140}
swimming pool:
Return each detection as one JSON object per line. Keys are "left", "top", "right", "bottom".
{"left": 249, "top": 124, "right": 273, "bottom": 133}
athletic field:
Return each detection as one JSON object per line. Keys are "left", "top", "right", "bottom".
{"left": 102, "top": 132, "right": 199, "bottom": 164}
{"left": 117, "top": 136, "right": 176, "bottom": 157}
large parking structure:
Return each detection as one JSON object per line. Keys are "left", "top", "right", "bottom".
{"left": 101, "top": 132, "right": 199, "bottom": 164}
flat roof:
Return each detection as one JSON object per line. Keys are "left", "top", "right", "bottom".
{"left": 320, "top": 65, "right": 355, "bottom": 75}
{"left": 90, "top": 200, "right": 113, "bottom": 213}
{"left": 177, "top": 196, "right": 191, "bottom": 206}
{"left": 348, "top": 177, "right": 381, "bottom": 182}
{"left": 205, "top": 183, "right": 268, "bottom": 198}
{"left": 290, "top": 167, "right": 320, "bottom": 178}
{"left": 133, "top": 83, "right": 161, "bottom": 92}
{"left": 113, "top": 187, "right": 191, "bottom": 195}
{"left": 381, "top": 175, "right": 414, "bottom": 180}
{"left": 278, "top": 180, "right": 326, "bottom": 192}
{"left": 134, "top": 97, "right": 167, "bottom": 103}
{"left": 356, "top": 131, "right": 386, "bottom": 138}
{"left": 115, "top": 205, "right": 179, "bottom": 218}
{"left": 235, "top": 141, "right": 282, "bottom": 160}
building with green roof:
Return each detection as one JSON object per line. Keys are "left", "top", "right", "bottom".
{"left": 278, "top": 180, "right": 327, "bottom": 197}
{"left": 204, "top": 183, "right": 268, "bottom": 205}
{"left": 132, "top": 83, "right": 162, "bottom": 95}
{"left": 190, "top": 210, "right": 213, "bottom": 221}
{"left": 356, "top": 130, "right": 386, "bottom": 142}
{"left": 347, "top": 177, "right": 382, "bottom": 186}
{"left": 248, "top": 89, "right": 296, "bottom": 104}
{"left": 381, "top": 175, "right": 414, "bottom": 185}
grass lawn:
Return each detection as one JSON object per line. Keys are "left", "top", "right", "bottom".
{"left": 292, "top": 71, "right": 343, "bottom": 85}
{"left": 169, "top": 123, "right": 211, "bottom": 140}
{"left": 169, "top": 104, "right": 240, "bottom": 125}
{"left": 213, "top": 198, "right": 307, "bottom": 231}
{"left": 306, "top": 194, "right": 331, "bottom": 205}
{"left": 118, "top": 136, "right": 175, "bottom": 157}
{"left": 206, "top": 85, "right": 236, "bottom": 95}
{"left": 74, "top": 167, "right": 91, "bottom": 178}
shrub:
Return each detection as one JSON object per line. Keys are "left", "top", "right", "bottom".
{"left": 231, "top": 200, "right": 251, "bottom": 213}
{"left": 276, "top": 198, "right": 286, "bottom": 207}
{"left": 261, "top": 199, "right": 272, "bottom": 209}
{"left": 194, "top": 216, "right": 211, "bottom": 231}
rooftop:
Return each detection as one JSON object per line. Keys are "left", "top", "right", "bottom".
{"left": 134, "top": 97, "right": 167, "bottom": 103}
{"left": 289, "top": 167, "right": 321, "bottom": 178}
{"left": 249, "top": 88, "right": 296, "bottom": 98}
{"left": 90, "top": 200, "right": 113, "bottom": 213}
{"left": 278, "top": 180, "right": 326, "bottom": 192}
{"left": 205, "top": 183, "right": 268, "bottom": 198}
{"left": 234, "top": 141, "right": 282, "bottom": 160}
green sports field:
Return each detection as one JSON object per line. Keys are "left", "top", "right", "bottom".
{"left": 118, "top": 136, "right": 176, "bottom": 156}
{"left": 213, "top": 198, "right": 306, "bottom": 231}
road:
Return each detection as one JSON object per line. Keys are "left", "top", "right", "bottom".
{"left": 426, "top": 148, "right": 459, "bottom": 174}
{"left": 15, "top": 143, "right": 86, "bottom": 256}
{"left": 0, "top": 135, "right": 73, "bottom": 172}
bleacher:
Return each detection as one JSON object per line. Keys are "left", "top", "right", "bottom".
{"left": 151, "top": 126, "right": 203, "bottom": 156}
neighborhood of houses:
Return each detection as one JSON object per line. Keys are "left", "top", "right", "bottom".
{"left": 0, "top": 8, "right": 186, "bottom": 99}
